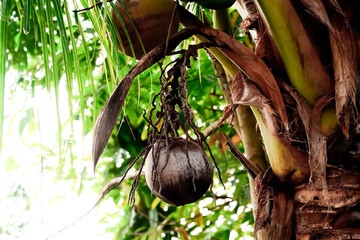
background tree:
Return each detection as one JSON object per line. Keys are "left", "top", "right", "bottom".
{"left": 0, "top": 0, "right": 359, "bottom": 240}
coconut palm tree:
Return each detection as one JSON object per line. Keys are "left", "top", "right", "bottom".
{"left": 231, "top": 1, "right": 360, "bottom": 238}
{"left": 1, "top": 0, "right": 359, "bottom": 239}
{"left": 213, "top": 1, "right": 360, "bottom": 238}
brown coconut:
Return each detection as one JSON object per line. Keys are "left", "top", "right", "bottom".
{"left": 145, "top": 138, "right": 213, "bottom": 206}
{"left": 110, "top": 0, "right": 179, "bottom": 59}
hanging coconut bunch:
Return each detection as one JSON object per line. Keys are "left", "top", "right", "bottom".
{"left": 140, "top": 43, "right": 225, "bottom": 206}
{"left": 91, "top": 40, "right": 223, "bottom": 207}
{"left": 81, "top": 0, "right": 222, "bottom": 207}
{"left": 106, "top": 0, "right": 223, "bottom": 204}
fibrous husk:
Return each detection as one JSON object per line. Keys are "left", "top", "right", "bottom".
{"left": 295, "top": 167, "right": 360, "bottom": 239}
{"left": 229, "top": 73, "right": 311, "bottom": 184}
{"left": 300, "top": 0, "right": 360, "bottom": 137}
{"left": 255, "top": 167, "right": 360, "bottom": 239}
{"left": 295, "top": 166, "right": 360, "bottom": 208}
{"left": 254, "top": 170, "right": 273, "bottom": 233}
{"left": 219, "top": 71, "right": 310, "bottom": 184}
{"left": 254, "top": 169, "right": 295, "bottom": 239}
{"left": 282, "top": 83, "right": 330, "bottom": 190}
{"left": 241, "top": 11, "right": 286, "bottom": 78}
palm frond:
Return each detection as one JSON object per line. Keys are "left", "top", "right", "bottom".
{"left": 0, "top": 0, "right": 10, "bottom": 154}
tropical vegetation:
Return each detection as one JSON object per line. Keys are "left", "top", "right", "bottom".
{"left": 1, "top": 0, "right": 359, "bottom": 239}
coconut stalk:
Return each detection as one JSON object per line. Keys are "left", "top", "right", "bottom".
{"left": 255, "top": 0, "right": 333, "bottom": 105}
{"left": 254, "top": 0, "right": 341, "bottom": 136}
{"left": 207, "top": 52, "right": 269, "bottom": 172}
{"left": 179, "top": 6, "right": 310, "bottom": 184}
{"left": 213, "top": 69, "right": 270, "bottom": 239}
{"left": 212, "top": 8, "right": 268, "bottom": 172}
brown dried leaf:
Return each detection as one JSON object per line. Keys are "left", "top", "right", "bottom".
{"left": 301, "top": 0, "right": 332, "bottom": 27}
{"left": 231, "top": 72, "right": 279, "bottom": 133}
{"left": 231, "top": 133, "right": 241, "bottom": 146}
{"left": 92, "top": 75, "right": 133, "bottom": 171}
{"left": 199, "top": 28, "right": 288, "bottom": 129}
{"left": 254, "top": 169, "right": 295, "bottom": 239}
{"left": 176, "top": 227, "right": 190, "bottom": 240}
{"left": 283, "top": 83, "right": 330, "bottom": 190}
{"left": 301, "top": 0, "right": 359, "bottom": 137}
{"left": 231, "top": 72, "right": 269, "bottom": 109}
{"left": 254, "top": 170, "right": 273, "bottom": 233}
{"left": 208, "top": 132, "right": 227, "bottom": 153}
{"left": 330, "top": 25, "right": 359, "bottom": 138}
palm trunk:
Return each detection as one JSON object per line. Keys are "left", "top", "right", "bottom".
{"left": 295, "top": 166, "right": 360, "bottom": 239}
{"left": 235, "top": 0, "right": 360, "bottom": 239}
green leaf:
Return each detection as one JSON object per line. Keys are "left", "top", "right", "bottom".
{"left": 0, "top": 0, "right": 10, "bottom": 154}
{"left": 18, "top": 108, "right": 33, "bottom": 136}
{"left": 6, "top": 156, "right": 20, "bottom": 171}
{"left": 151, "top": 197, "right": 161, "bottom": 210}
{"left": 23, "top": 0, "right": 32, "bottom": 34}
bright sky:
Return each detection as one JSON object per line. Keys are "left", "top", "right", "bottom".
{"left": 0, "top": 68, "right": 117, "bottom": 240}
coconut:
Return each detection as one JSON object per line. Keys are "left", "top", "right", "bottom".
{"left": 110, "top": 0, "right": 179, "bottom": 59}
{"left": 145, "top": 138, "right": 213, "bottom": 206}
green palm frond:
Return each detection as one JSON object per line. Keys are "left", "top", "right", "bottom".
{"left": 0, "top": 0, "right": 10, "bottom": 154}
